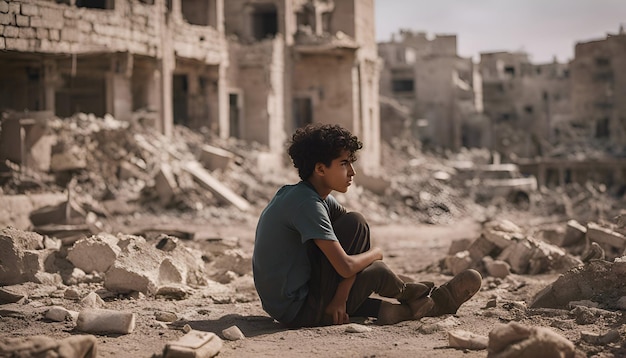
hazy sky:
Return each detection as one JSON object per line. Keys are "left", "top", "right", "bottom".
{"left": 375, "top": 0, "right": 626, "bottom": 63}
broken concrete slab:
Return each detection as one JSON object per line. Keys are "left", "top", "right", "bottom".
{"left": 103, "top": 234, "right": 207, "bottom": 295}
{"left": 182, "top": 161, "right": 250, "bottom": 211}
{"left": 0, "top": 193, "right": 66, "bottom": 230}
{"left": 154, "top": 163, "right": 179, "bottom": 206}
{"left": 222, "top": 325, "right": 245, "bottom": 341}
{"left": 563, "top": 220, "right": 586, "bottom": 247}
{"left": 199, "top": 144, "right": 235, "bottom": 171}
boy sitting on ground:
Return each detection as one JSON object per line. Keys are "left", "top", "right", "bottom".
{"left": 252, "top": 123, "right": 481, "bottom": 327}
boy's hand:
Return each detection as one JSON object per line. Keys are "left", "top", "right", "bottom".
{"left": 325, "top": 298, "right": 349, "bottom": 325}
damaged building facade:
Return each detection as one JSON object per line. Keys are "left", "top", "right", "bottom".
{"left": 479, "top": 51, "right": 571, "bottom": 159}
{"left": 377, "top": 30, "right": 485, "bottom": 151}
{"left": 0, "top": 0, "right": 380, "bottom": 173}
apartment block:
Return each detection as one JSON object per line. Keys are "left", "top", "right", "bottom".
{"left": 480, "top": 51, "right": 571, "bottom": 159}
{"left": 0, "top": 0, "right": 380, "bottom": 173}
{"left": 378, "top": 30, "right": 483, "bottom": 151}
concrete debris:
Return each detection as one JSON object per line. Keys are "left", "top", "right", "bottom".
{"left": 222, "top": 325, "right": 245, "bottom": 341}
{"left": 76, "top": 309, "right": 136, "bottom": 335}
{"left": 444, "top": 219, "right": 583, "bottom": 277}
{"left": 155, "top": 311, "right": 178, "bottom": 323}
{"left": 530, "top": 257, "right": 626, "bottom": 309}
{"left": 67, "top": 234, "right": 121, "bottom": 273}
{"left": 45, "top": 306, "right": 78, "bottom": 322}
{"left": 585, "top": 222, "right": 626, "bottom": 260}
{"left": 345, "top": 323, "right": 373, "bottom": 333}
{"left": 0, "top": 334, "right": 98, "bottom": 358}
{"left": 448, "top": 329, "right": 488, "bottom": 350}
{"left": 163, "top": 330, "right": 222, "bottom": 358}
{"left": 80, "top": 292, "right": 105, "bottom": 309}
{"left": 487, "top": 322, "right": 577, "bottom": 358}
{"left": 199, "top": 144, "right": 236, "bottom": 171}
{"left": 579, "top": 330, "right": 621, "bottom": 345}
{"left": 0, "top": 227, "right": 54, "bottom": 285}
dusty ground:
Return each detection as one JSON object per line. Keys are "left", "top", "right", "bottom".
{"left": 3, "top": 213, "right": 623, "bottom": 358}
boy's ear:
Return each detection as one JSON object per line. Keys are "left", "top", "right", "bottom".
{"left": 314, "top": 162, "right": 326, "bottom": 176}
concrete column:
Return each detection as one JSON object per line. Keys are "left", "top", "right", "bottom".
{"left": 43, "top": 59, "right": 56, "bottom": 113}
{"left": 109, "top": 53, "right": 133, "bottom": 121}
{"left": 217, "top": 63, "right": 228, "bottom": 139}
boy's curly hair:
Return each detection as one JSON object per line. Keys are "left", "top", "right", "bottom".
{"left": 288, "top": 124, "right": 363, "bottom": 180}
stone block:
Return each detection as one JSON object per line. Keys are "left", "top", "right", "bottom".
{"left": 45, "top": 306, "right": 78, "bottom": 322}
{"left": 199, "top": 145, "right": 234, "bottom": 171}
{"left": 448, "top": 238, "right": 472, "bottom": 255}
{"left": 20, "top": 3, "right": 38, "bottom": 16}
{"left": 67, "top": 234, "right": 121, "bottom": 273}
{"left": 483, "top": 230, "right": 514, "bottom": 249}
{"left": 483, "top": 257, "right": 510, "bottom": 278}
{"left": 562, "top": 220, "right": 586, "bottom": 247}
{"left": 468, "top": 235, "right": 497, "bottom": 262}
{"left": 76, "top": 309, "right": 136, "bottom": 334}
{"left": 497, "top": 241, "right": 534, "bottom": 274}
{"left": 0, "top": 227, "right": 47, "bottom": 285}
{"left": 0, "top": 1, "right": 8, "bottom": 14}
{"left": 3, "top": 24, "right": 17, "bottom": 36}
{"left": 445, "top": 251, "right": 473, "bottom": 275}
{"left": 586, "top": 222, "right": 626, "bottom": 249}
{"left": 15, "top": 14, "right": 28, "bottom": 26}
{"left": 163, "top": 330, "right": 222, "bottom": 358}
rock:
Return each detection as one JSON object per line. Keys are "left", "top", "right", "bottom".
{"left": 222, "top": 325, "right": 245, "bottom": 341}
{"left": 563, "top": 220, "right": 586, "bottom": 247}
{"left": 448, "top": 329, "right": 488, "bottom": 350}
{"left": 0, "top": 334, "right": 97, "bottom": 358}
{"left": 487, "top": 322, "right": 576, "bottom": 358}
{"left": 345, "top": 323, "right": 372, "bottom": 333}
{"left": 483, "top": 257, "right": 511, "bottom": 278}
{"left": 163, "top": 330, "right": 222, "bottom": 358}
{"left": 0, "top": 227, "right": 49, "bottom": 285}
{"left": 76, "top": 309, "right": 136, "bottom": 334}
{"left": 445, "top": 250, "right": 473, "bottom": 275}
{"left": 80, "top": 292, "right": 105, "bottom": 309}
{"left": 67, "top": 234, "right": 121, "bottom": 274}
{"left": 45, "top": 306, "right": 78, "bottom": 322}
{"left": 155, "top": 311, "right": 178, "bottom": 323}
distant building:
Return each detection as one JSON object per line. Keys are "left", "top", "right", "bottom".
{"left": 570, "top": 26, "right": 626, "bottom": 151}
{"left": 479, "top": 51, "right": 571, "bottom": 159}
{"left": 0, "top": 0, "right": 380, "bottom": 173}
{"left": 378, "top": 30, "right": 484, "bottom": 151}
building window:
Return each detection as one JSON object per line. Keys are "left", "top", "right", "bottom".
{"left": 76, "top": 0, "right": 113, "bottom": 9}
{"left": 293, "top": 97, "right": 313, "bottom": 129}
{"left": 595, "top": 57, "right": 610, "bottom": 67}
{"left": 504, "top": 66, "right": 515, "bottom": 77}
{"left": 391, "top": 79, "right": 414, "bottom": 93}
{"left": 595, "top": 117, "right": 609, "bottom": 138}
{"left": 182, "top": 0, "right": 210, "bottom": 26}
{"left": 321, "top": 12, "right": 332, "bottom": 33}
{"left": 251, "top": 4, "right": 278, "bottom": 40}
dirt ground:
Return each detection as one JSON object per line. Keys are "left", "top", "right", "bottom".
{"left": 3, "top": 212, "right": 623, "bottom": 358}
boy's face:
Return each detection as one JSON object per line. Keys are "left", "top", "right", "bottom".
{"left": 319, "top": 150, "right": 356, "bottom": 194}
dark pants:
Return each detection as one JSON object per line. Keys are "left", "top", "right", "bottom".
{"left": 288, "top": 212, "right": 407, "bottom": 327}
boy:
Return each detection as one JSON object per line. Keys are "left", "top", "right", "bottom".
{"left": 252, "top": 124, "right": 481, "bottom": 327}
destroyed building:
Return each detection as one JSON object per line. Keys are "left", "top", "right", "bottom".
{"left": 377, "top": 30, "right": 485, "bottom": 151}
{"left": 0, "top": 0, "right": 381, "bottom": 174}
{"left": 479, "top": 51, "right": 571, "bottom": 159}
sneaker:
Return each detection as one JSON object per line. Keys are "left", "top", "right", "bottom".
{"left": 427, "top": 269, "right": 482, "bottom": 316}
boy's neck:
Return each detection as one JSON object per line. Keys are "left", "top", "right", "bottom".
{"left": 305, "top": 178, "right": 331, "bottom": 199}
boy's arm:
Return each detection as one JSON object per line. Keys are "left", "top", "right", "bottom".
{"left": 325, "top": 275, "right": 355, "bottom": 324}
{"left": 314, "top": 239, "right": 383, "bottom": 278}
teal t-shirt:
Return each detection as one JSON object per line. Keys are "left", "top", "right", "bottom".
{"left": 252, "top": 181, "right": 346, "bottom": 323}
